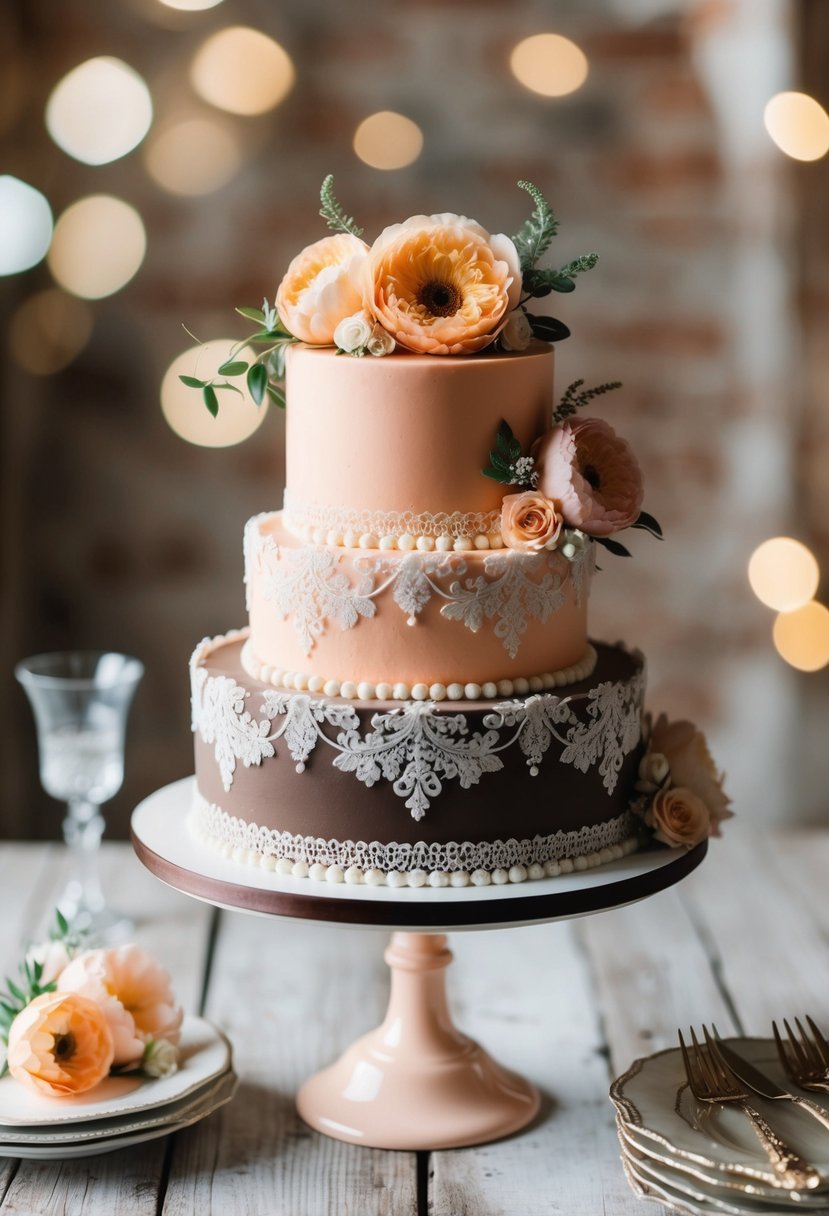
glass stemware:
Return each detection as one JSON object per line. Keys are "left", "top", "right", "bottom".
{"left": 15, "top": 650, "right": 144, "bottom": 938}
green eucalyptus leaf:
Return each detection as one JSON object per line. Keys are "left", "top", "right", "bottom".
{"left": 266, "top": 384, "right": 286, "bottom": 409}
{"left": 55, "top": 910, "right": 69, "bottom": 936}
{"left": 526, "top": 314, "right": 571, "bottom": 343}
{"left": 247, "top": 363, "right": 268, "bottom": 406}
{"left": 203, "top": 385, "right": 219, "bottom": 418}
{"left": 6, "top": 980, "right": 24, "bottom": 1003}
{"left": 214, "top": 381, "right": 242, "bottom": 395}
{"left": 179, "top": 375, "right": 206, "bottom": 389}
{"left": 235, "top": 306, "right": 266, "bottom": 324}
{"left": 217, "top": 360, "right": 249, "bottom": 376}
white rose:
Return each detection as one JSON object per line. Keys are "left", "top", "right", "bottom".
{"left": 366, "top": 324, "right": 395, "bottom": 357}
{"left": 500, "top": 310, "right": 533, "bottom": 352}
{"left": 142, "top": 1038, "right": 179, "bottom": 1078}
{"left": 333, "top": 310, "right": 373, "bottom": 354}
{"left": 637, "top": 750, "right": 670, "bottom": 794}
{"left": 26, "top": 940, "right": 72, "bottom": 985}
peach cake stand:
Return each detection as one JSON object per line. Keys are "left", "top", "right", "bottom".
{"left": 131, "top": 777, "right": 706, "bottom": 1152}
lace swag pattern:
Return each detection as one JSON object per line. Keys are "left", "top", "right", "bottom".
{"left": 191, "top": 640, "right": 644, "bottom": 820}
{"left": 244, "top": 516, "right": 594, "bottom": 660}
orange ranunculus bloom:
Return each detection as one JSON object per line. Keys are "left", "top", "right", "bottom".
{"left": 7, "top": 991, "right": 114, "bottom": 1097}
{"left": 364, "top": 214, "right": 522, "bottom": 356}
{"left": 275, "top": 233, "right": 368, "bottom": 345}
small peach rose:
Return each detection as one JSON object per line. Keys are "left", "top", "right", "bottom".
{"left": 533, "top": 418, "right": 644, "bottom": 537}
{"left": 645, "top": 786, "right": 710, "bottom": 848}
{"left": 649, "top": 714, "right": 732, "bottom": 834}
{"left": 364, "top": 214, "right": 522, "bottom": 356}
{"left": 7, "top": 991, "right": 114, "bottom": 1097}
{"left": 276, "top": 233, "right": 368, "bottom": 345}
{"left": 59, "top": 945, "right": 183, "bottom": 1069}
{"left": 501, "top": 491, "right": 563, "bottom": 553}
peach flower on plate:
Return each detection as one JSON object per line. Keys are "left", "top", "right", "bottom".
{"left": 649, "top": 713, "right": 732, "bottom": 834}
{"left": 645, "top": 786, "right": 711, "bottom": 848}
{"left": 533, "top": 417, "right": 644, "bottom": 537}
{"left": 7, "top": 991, "right": 114, "bottom": 1097}
{"left": 58, "top": 945, "right": 183, "bottom": 1069}
{"left": 364, "top": 213, "right": 522, "bottom": 355}
{"left": 501, "top": 491, "right": 563, "bottom": 552}
{"left": 276, "top": 233, "right": 368, "bottom": 345}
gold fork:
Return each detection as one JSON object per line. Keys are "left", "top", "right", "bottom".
{"left": 679, "top": 1026, "right": 820, "bottom": 1191}
{"left": 774, "top": 1016, "right": 829, "bottom": 1095}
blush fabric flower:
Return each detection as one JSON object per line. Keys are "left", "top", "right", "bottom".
{"left": 649, "top": 714, "right": 732, "bottom": 834}
{"left": 364, "top": 214, "right": 522, "bottom": 355}
{"left": 645, "top": 786, "right": 711, "bottom": 848}
{"left": 500, "top": 310, "right": 533, "bottom": 352}
{"left": 276, "top": 233, "right": 368, "bottom": 345}
{"left": 7, "top": 991, "right": 114, "bottom": 1097}
{"left": 58, "top": 945, "right": 183, "bottom": 1069}
{"left": 500, "top": 491, "right": 563, "bottom": 552}
{"left": 533, "top": 418, "right": 644, "bottom": 537}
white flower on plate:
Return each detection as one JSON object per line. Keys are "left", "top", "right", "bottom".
{"left": 366, "top": 323, "right": 396, "bottom": 357}
{"left": 25, "top": 939, "right": 72, "bottom": 985}
{"left": 333, "top": 310, "right": 373, "bottom": 354}
{"left": 500, "top": 309, "right": 533, "bottom": 352}
{"left": 142, "top": 1038, "right": 179, "bottom": 1078}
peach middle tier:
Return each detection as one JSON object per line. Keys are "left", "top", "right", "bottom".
{"left": 243, "top": 342, "right": 594, "bottom": 697}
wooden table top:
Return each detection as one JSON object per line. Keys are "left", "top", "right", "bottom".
{"left": 0, "top": 823, "right": 826, "bottom": 1214}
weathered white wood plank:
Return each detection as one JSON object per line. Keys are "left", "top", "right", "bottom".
{"left": 0, "top": 844, "right": 214, "bottom": 1216}
{"left": 430, "top": 921, "right": 646, "bottom": 1216}
{"left": 0, "top": 844, "right": 60, "bottom": 975}
{"left": 162, "top": 916, "right": 418, "bottom": 1216}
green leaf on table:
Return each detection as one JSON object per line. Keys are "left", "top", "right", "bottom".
{"left": 247, "top": 363, "right": 268, "bottom": 406}
{"left": 179, "top": 375, "right": 206, "bottom": 389}
{"left": 217, "top": 360, "right": 249, "bottom": 377}
{"left": 203, "top": 385, "right": 219, "bottom": 417}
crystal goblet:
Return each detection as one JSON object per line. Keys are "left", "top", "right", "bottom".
{"left": 15, "top": 651, "right": 144, "bottom": 939}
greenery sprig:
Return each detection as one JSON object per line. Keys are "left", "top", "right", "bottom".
{"left": 319, "top": 174, "right": 364, "bottom": 238}
{"left": 481, "top": 420, "right": 536, "bottom": 488}
{"left": 553, "top": 378, "right": 623, "bottom": 424}
{"left": 179, "top": 299, "right": 295, "bottom": 415}
{"left": 511, "top": 180, "right": 559, "bottom": 273}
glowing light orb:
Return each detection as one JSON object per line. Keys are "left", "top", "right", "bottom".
{"left": 510, "top": 33, "right": 588, "bottom": 98}
{"left": 748, "top": 537, "right": 820, "bottom": 613}
{"left": 46, "top": 57, "right": 153, "bottom": 166}
{"left": 0, "top": 176, "right": 53, "bottom": 275}
{"left": 157, "top": 0, "right": 224, "bottom": 10}
{"left": 9, "top": 289, "right": 93, "bottom": 375}
{"left": 773, "top": 602, "right": 829, "bottom": 672}
{"left": 48, "top": 196, "right": 146, "bottom": 299}
{"left": 145, "top": 116, "right": 242, "bottom": 195}
{"left": 764, "top": 92, "right": 829, "bottom": 162}
{"left": 161, "top": 340, "right": 269, "bottom": 447}
{"left": 353, "top": 111, "right": 423, "bottom": 170}
{"left": 191, "top": 27, "right": 294, "bottom": 116}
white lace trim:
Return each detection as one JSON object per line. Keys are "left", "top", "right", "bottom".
{"left": 245, "top": 517, "right": 594, "bottom": 660}
{"left": 190, "top": 794, "right": 639, "bottom": 880}
{"left": 283, "top": 491, "right": 503, "bottom": 544}
{"left": 191, "top": 632, "right": 644, "bottom": 821}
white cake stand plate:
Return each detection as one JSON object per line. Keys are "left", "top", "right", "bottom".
{"left": 132, "top": 778, "right": 706, "bottom": 1150}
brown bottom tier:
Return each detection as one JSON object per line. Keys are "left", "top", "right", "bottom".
{"left": 190, "top": 632, "right": 646, "bottom": 887}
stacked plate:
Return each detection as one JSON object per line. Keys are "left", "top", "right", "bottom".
{"left": 0, "top": 1016, "right": 236, "bottom": 1159}
{"left": 611, "top": 1038, "right": 829, "bottom": 1216}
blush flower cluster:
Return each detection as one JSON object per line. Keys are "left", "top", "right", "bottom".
{"left": 2, "top": 934, "right": 182, "bottom": 1099}
{"left": 633, "top": 713, "right": 733, "bottom": 849}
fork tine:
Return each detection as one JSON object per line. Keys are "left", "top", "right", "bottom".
{"left": 772, "top": 1020, "right": 791, "bottom": 1069}
{"left": 704, "top": 1026, "right": 731, "bottom": 1088}
{"left": 692, "top": 1027, "right": 718, "bottom": 1090}
{"left": 805, "top": 1016, "right": 829, "bottom": 1068}
{"left": 678, "top": 1029, "right": 698, "bottom": 1090}
{"left": 784, "top": 1018, "right": 810, "bottom": 1070}
{"left": 795, "top": 1017, "right": 822, "bottom": 1070}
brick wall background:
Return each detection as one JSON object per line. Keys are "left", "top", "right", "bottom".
{"left": 1, "top": 0, "right": 826, "bottom": 839}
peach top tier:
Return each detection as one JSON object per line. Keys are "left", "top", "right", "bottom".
{"left": 284, "top": 341, "right": 554, "bottom": 535}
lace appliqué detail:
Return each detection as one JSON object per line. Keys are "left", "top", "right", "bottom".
{"left": 192, "top": 795, "right": 636, "bottom": 874}
{"left": 282, "top": 492, "right": 502, "bottom": 542}
{"left": 248, "top": 521, "right": 591, "bottom": 659}
{"left": 192, "top": 647, "right": 644, "bottom": 814}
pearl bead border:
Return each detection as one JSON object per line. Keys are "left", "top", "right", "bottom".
{"left": 239, "top": 640, "right": 599, "bottom": 702}
{"left": 189, "top": 812, "right": 640, "bottom": 888}
{"left": 298, "top": 527, "right": 506, "bottom": 553}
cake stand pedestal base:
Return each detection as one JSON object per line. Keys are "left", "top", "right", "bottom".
{"left": 296, "top": 931, "right": 539, "bottom": 1150}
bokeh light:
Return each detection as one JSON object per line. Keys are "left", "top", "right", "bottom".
{"left": 764, "top": 92, "right": 829, "bottom": 162}
{"left": 353, "top": 111, "right": 423, "bottom": 170}
{"left": 9, "top": 289, "right": 93, "bottom": 375}
{"left": 48, "top": 196, "right": 146, "bottom": 299}
{"left": 773, "top": 602, "right": 829, "bottom": 672}
{"left": 46, "top": 57, "right": 153, "bottom": 166}
{"left": 157, "top": 0, "right": 224, "bottom": 9}
{"left": 144, "top": 116, "right": 242, "bottom": 195}
{"left": 0, "top": 176, "right": 53, "bottom": 275}
{"left": 748, "top": 536, "right": 820, "bottom": 612}
{"left": 510, "top": 33, "right": 588, "bottom": 98}
{"left": 161, "top": 341, "right": 268, "bottom": 447}
{"left": 190, "top": 27, "right": 294, "bottom": 116}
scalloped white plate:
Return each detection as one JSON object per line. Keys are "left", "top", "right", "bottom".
{"left": 0, "top": 1016, "right": 230, "bottom": 1127}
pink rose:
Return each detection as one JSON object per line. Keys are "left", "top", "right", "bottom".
{"left": 500, "top": 491, "right": 563, "bottom": 552}
{"left": 533, "top": 418, "right": 644, "bottom": 537}
{"left": 645, "top": 786, "right": 711, "bottom": 848}
{"left": 276, "top": 233, "right": 368, "bottom": 345}
{"left": 649, "top": 714, "right": 732, "bottom": 834}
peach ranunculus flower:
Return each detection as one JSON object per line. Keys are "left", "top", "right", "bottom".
{"left": 364, "top": 214, "right": 522, "bottom": 355}
{"left": 645, "top": 786, "right": 711, "bottom": 849}
{"left": 533, "top": 418, "right": 644, "bottom": 537}
{"left": 58, "top": 945, "right": 183, "bottom": 1069}
{"left": 276, "top": 233, "right": 368, "bottom": 345}
{"left": 7, "top": 991, "right": 114, "bottom": 1097}
{"left": 649, "top": 713, "right": 733, "bottom": 835}
{"left": 500, "top": 490, "right": 563, "bottom": 552}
